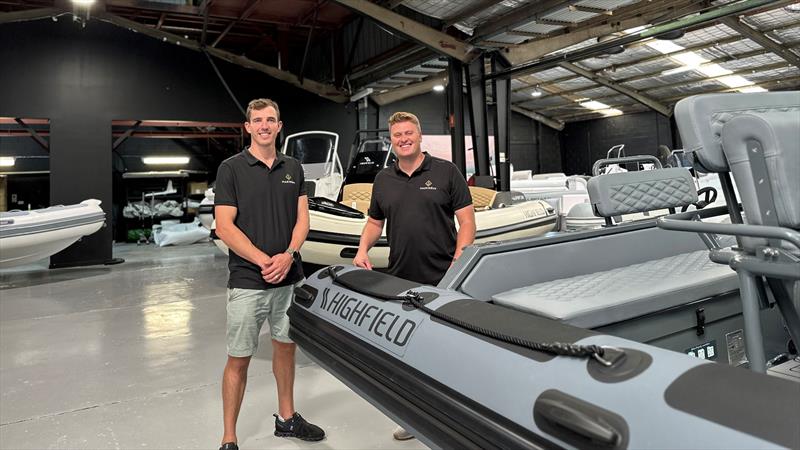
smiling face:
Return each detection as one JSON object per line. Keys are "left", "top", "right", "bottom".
{"left": 390, "top": 120, "right": 422, "bottom": 160}
{"left": 244, "top": 105, "right": 282, "bottom": 150}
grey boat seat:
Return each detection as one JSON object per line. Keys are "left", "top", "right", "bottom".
{"left": 492, "top": 249, "right": 737, "bottom": 328}
{"left": 492, "top": 164, "right": 729, "bottom": 329}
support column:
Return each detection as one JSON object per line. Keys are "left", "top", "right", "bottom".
{"left": 491, "top": 53, "right": 511, "bottom": 191}
{"left": 447, "top": 58, "right": 466, "bottom": 177}
{"left": 49, "top": 115, "right": 113, "bottom": 268}
{"left": 465, "top": 54, "right": 490, "bottom": 179}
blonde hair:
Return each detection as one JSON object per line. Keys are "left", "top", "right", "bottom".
{"left": 388, "top": 111, "right": 421, "bottom": 133}
{"left": 246, "top": 98, "right": 281, "bottom": 122}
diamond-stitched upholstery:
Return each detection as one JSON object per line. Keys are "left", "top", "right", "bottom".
{"left": 469, "top": 186, "right": 497, "bottom": 210}
{"left": 588, "top": 168, "right": 697, "bottom": 218}
{"left": 342, "top": 183, "right": 373, "bottom": 214}
{"left": 492, "top": 249, "right": 738, "bottom": 329}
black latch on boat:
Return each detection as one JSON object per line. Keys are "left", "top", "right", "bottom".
{"left": 695, "top": 308, "right": 706, "bottom": 336}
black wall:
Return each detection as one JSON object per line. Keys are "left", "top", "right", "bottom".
{"left": 561, "top": 111, "right": 674, "bottom": 176}
{"left": 0, "top": 18, "right": 355, "bottom": 267}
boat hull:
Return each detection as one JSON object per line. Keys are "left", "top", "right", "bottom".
{"left": 0, "top": 200, "right": 105, "bottom": 268}
{"left": 289, "top": 267, "right": 800, "bottom": 450}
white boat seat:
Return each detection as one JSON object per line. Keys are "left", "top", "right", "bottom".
{"left": 492, "top": 249, "right": 738, "bottom": 329}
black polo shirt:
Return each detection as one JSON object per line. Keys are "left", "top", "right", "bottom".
{"left": 368, "top": 153, "right": 472, "bottom": 285}
{"left": 214, "top": 148, "right": 306, "bottom": 290}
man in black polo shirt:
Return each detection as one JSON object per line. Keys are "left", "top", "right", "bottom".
{"left": 353, "top": 111, "right": 476, "bottom": 440}
{"left": 214, "top": 99, "right": 324, "bottom": 450}
{"left": 354, "top": 111, "right": 476, "bottom": 285}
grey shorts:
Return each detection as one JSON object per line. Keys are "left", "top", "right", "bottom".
{"left": 226, "top": 284, "right": 296, "bottom": 357}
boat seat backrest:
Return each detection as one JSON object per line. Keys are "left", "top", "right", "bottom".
{"left": 469, "top": 186, "right": 497, "bottom": 210}
{"left": 674, "top": 91, "right": 800, "bottom": 172}
{"left": 721, "top": 112, "right": 800, "bottom": 230}
{"left": 341, "top": 183, "right": 373, "bottom": 215}
{"left": 674, "top": 91, "right": 800, "bottom": 231}
{"left": 587, "top": 168, "right": 697, "bottom": 218}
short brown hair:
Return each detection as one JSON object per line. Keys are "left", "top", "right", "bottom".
{"left": 246, "top": 98, "right": 281, "bottom": 122}
{"left": 388, "top": 111, "right": 421, "bottom": 133}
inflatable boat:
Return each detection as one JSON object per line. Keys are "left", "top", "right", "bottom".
{"left": 0, "top": 199, "right": 105, "bottom": 268}
{"left": 288, "top": 92, "right": 800, "bottom": 449}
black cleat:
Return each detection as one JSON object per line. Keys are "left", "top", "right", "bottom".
{"left": 219, "top": 443, "right": 238, "bottom": 450}
{"left": 274, "top": 412, "right": 325, "bottom": 441}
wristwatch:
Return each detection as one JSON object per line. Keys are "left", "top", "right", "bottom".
{"left": 286, "top": 247, "right": 296, "bottom": 257}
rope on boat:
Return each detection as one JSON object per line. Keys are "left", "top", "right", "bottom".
{"left": 326, "top": 267, "right": 616, "bottom": 366}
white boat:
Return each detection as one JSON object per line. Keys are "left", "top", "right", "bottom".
{"left": 282, "top": 131, "right": 343, "bottom": 200}
{"left": 302, "top": 184, "right": 557, "bottom": 268}
{"left": 209, "top": 186, "right": 557, "bottom": 266}
{"left": 197, "top": 187, "right": 214, "bottom": 230}
{"left": 0, "top": 199, "right": 106, "bottom": 268}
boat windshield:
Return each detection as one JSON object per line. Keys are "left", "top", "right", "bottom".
{"left": 343, "top": 138, "right": 395, "bottom": 185}
{"left": 284, "top": 133, "right": 337, "bottom": 180}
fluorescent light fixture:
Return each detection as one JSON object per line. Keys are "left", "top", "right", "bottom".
{"left": 738, "top": 86, "right": 768, "bottom": 93}
{"left": 72, "top": 0, "right": 95, "bottom": 5}
{"left": 661, "top": 65, "right": 696, "bottom": 76}
{"left": 580, "top": 100, "right": 611, "bottom": 110}
{"left": 698, "top": 64, "right": 732, "bottom": 78}
{"left": 432, "top": 84, "right": 445, "bottom": 92}
{"left": 716, "top": 75, "right": 753, "bottom": 88}
{"left": 600, "top": 108, "right": 624, "bottom": 117}
{"left": 644, "top": 39, "right": 761, "bottom": 91}
{"left": 646, "top": 40, "right": 684, "bottom": 54}
{"left": 0, "top": 157, "right": 14, "bottom": 167}
{"left": 142, "top": 156, "right": 190, "bottom": 165}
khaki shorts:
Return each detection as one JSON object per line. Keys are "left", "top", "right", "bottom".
{"left": 226, "top": 284, "right": 296, "bottom": 357}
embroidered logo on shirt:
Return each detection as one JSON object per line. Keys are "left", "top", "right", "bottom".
{"left": 420, "top": 179, "right": 437, "bottom": 190}
{"left": 282, "top": 173, "right": 296, "bottom": 185}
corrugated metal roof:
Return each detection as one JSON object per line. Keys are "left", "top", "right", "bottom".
{"left": 576, "top": 0, "right": 640, "bottom": 10}
{"left": 487, "top": 32, "right": 532, "bottom": 44}
{"left": 747, "top": 8, "right": 800, "bottom": 29}
{"left": 402, "top": 0, "right": 473, "bottom": 20}
{"left": 512, "top": 21, "right": 564, "bottom": 34}
{"left": 541, "top": 8, "right": 598, "bottom": 23}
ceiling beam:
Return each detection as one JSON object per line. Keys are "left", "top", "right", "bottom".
{"left": 720, "top": 16, "right": 800, "bottom": 69}
{"left": 511, "top": 106, "right": 564, "bottom": 130}
{"left": 491, "top": 0, "right": 782, "bottom": 81}
{"left": 0, "top": 7, "right": 61, "bottom": 24}
{"left": 558, "top": 62, "right": 671, "bottom": 116}
{"left": 370, "top": 72, "right": 447, "bottom": 106}
{"left": 14, "top": 118, "right": 49, "bottom": 151}
{"left": 471, "top": 0, "right": 580, "bottom": 43}
{"left": 504, "top": 0, "right": 702, "bottom": 65}
{"left": 332, "top": 0, "right": 474, "bottom": 62}
{"left": 211, "top": 0, "right": 261, "bottom": 48}
{"left": 94, "top": 11, "right": 348, "bottom": 102}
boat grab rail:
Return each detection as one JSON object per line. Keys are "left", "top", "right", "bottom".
{"left": 315, "top": 266, "right": 624, "bottom": 367}
{"left": 592, "top": 155, "right": 662, "bottom": 176}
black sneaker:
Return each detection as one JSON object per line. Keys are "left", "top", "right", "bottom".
{"left": 274, "top": 412, "right": 325, "bottom": 441}
{"left": 219, "top": 443, "right": 238, "bottom": 450}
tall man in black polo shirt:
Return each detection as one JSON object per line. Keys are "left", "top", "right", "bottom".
{"left": 214, "top": 99, "right": 324, "bottom": 450}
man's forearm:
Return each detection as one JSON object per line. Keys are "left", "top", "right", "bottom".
{"left": 358, "top": 220, "right": 383, "bottom": 253}
{"left": 217, "top": 224, "right": 266, "bottom": 265}
{"left": 287, "top": 220, "right": 309, "bottom": 253}
{"left": 454, "top": 222, "right": 476, "bottom": 259}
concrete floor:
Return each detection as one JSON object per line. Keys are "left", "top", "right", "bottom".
{"left": 0, "top": 242, "right": 428, "bottom": 450}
